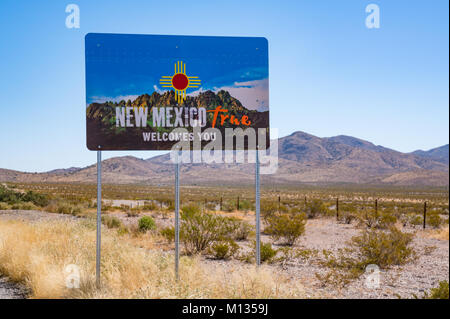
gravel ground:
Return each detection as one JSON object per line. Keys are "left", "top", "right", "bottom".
{"left": 0, "top": 276, "right": 28, "bottom": 299}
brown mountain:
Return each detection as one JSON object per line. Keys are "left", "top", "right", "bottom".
{"left": 1, "top": 131, "right": 448, "bottom": 186}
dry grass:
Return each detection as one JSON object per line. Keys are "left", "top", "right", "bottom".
{"left": 426, "top": 226, "right": 449, "bottom": 241}
{"left": 0, "top": 219, "right": 307, "bottom": 299}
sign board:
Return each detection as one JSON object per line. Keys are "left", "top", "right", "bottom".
{"left": 85, "top": 33, "right": 269, "bottom": 151}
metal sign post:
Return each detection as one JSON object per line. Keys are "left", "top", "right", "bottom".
{"left": 96, "top": 150, "right": 102, "bottom": 288}
{"left": 175, "top": 151, "right": 180, "bottom": 280}
{"left": 255, "top": 148, "right": 261, "bottom": 266}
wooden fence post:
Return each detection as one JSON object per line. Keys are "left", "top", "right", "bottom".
{"left": 336, "top": 197, "right": 339, "bottom": 220}
{"left": 423, "top": 201, "right": 427, "bottom": 229}
{"left": 237, "top": 196, "right": 240, "bottom": 211}
{"left": 278, "top": 195, "right": 281, "bottom": 213}
{"left": 375, "top": 199, "right": 378, "bottom": 217}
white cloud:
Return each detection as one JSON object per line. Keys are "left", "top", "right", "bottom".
{"left": 213, "top": 78, "right": 269, "bottom": 111}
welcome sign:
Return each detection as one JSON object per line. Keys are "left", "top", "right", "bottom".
{"left": 85, "top": 33, "right": 269, "bottom": 151}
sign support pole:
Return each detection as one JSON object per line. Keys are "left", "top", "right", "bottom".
{"left": 175, "top": 151, "right": 180, "bottom": 280}
{"left": 255, "top": 148, "right": 261, "bottom": 266}
{"left": 96, "top": 150, "right": 102, "bottom": 288}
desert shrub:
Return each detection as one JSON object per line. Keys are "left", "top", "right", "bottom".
{"left": 102, "top": 215, "right": 122, "bottom": 229}
{"left": 260, "top": 242, "right": 278, "bottom": 263}
{"left": 238, "top": 199, "right": 254, "bottom": 212}
{"left": 264, "top": 212, "right": 306, "bottom": 246}
{"left": 209, "top": 240, "right": 239, "bottom": 260}
{"left": 11, "top": 202, "right": 38, "bottom": 210}
{"left": 127, "top": 210, "right": 140, "bottom": 217}
{"left": 0, "top": 186, "right": 49, "bottom": 207}
{"left": 358, "top": 209, "right": 397, "bottom": 229}
{"left": 351, "top": 227, "right": 415, "bottom": 269}
{"left": 117, "top": 225, "right": 129, "bottom": 236}
{"left": 423, "top": 281, "right": 449, "bottom": 299}
{"left": 221, "top": 200, "right": 235, "bottom": 212}
{"left": 166, "top": 200, "right": 175, "bottom": 211}
{"left": 181, "top": 203, "right": 201, "bottom": 215}
{"left": 138, "top": 216, "right": 156, "bottom": 232}
{"left": 180, "top": 210, "right": 230, "bottom": 255}
{"left": 318, "top": 227, "right": 415, "bottom": 287}
{"left": 261, "top": 201, "right": 278, "bottom": 221}
{"left": 0, "top": 202, "right": 10, "bottom": 210}
{"left": 46, "top": 201, "right": 82, "bottom": 216}
{"left": 205, "top": 201, "right": 217, "bottom": 211}
{"left": 427, "top": 212, "right": 443, "bottom": 229}
{"left": 305, "top": 199, "right": 328, "bottom": 219}
{"left": 21, "top": 191, "right": 50, "bottom": 207}
{"left": 378, "top": 211, "right": 398, "bottom": 229}
{"left": 407, "top": 213, "right": 423, "bottom": 227}
{"left": 142, "top": 201, "right": 158, "bottom": 211}
{"left": 233, "top": 220, "right": 252, "bottom": 241}
{"left": 0, "top": 185, "right": 22, "bottom": 204}
{"left": 341, "top": 212, "right": 357, "bottom": 224}
{"left": 160, "top": 226, "right": 175, "bottom": 243}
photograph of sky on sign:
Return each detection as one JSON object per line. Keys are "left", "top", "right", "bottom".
{"left": 85, "top": 33, "right": 269, "bottom": 150}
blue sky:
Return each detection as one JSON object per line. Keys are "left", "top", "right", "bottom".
{"left": 0, "top": 0, "right": 448, "bottom": 172}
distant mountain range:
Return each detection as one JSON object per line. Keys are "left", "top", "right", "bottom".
{"left": 0, "top": 131, "right": 448, "bottom": 187}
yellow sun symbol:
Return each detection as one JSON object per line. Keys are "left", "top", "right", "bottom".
{"left": 159, "top": 61, "right": 201, "bottom": 104}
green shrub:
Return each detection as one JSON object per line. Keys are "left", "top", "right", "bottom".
{"left": 180, "top": 210, "right": 229, "bottom": 254}
{"left": 340, "top": 211, "right": 357, "bottom": 224}
{"left": 102, "top": 215, "right": 122, "bottom": 229}
{"left": 22, "top": 191, "right": 50, "bottom": 207}
{"left": 117, "top": 225, "right": 129, "bottom": 236}
{"left": 427, "top": 212, "right": 443, "bottom": 228}
{"left": 233, "top": 220, "right": 252, "bottom": 241}
{"left": 138, "top": 216, "right": 156, "bottom": 232}
{"left": 351, "top": 227, "right": 415, "bottom": 269}
{"left": 0, "top": 202, "right": 11, "bottom": 210}
{"left": 264, "top": 212, "right": 306, "bottom": 246}
{"left": 378, "top": 211, "right": 398, "bottom": 229}
{"left": 209, "top": 240, "right": 239, "bottom": 260}
{"left": 0, "top": 186, "right": 49, "bottom": 207}
{"left": 181, "top": 203, "right": 201, "bottom": 215}
{"left": 142, "top": 201, "right": 158, "bottom": 211}
{"left": 238, "top": 199, "right": 254, "bottom": 211}
{"left": 261, "top": 201, "right": 278, "bottom": 221}
{"left": 358, "top": 209, "right": 397, "bottom": 229}
{"left": 318, "top": 227, "right": 415, "bottom": 287}
{"left": 160, "top": 226, "right": 175, "bottom": 243}
{"left": 423, "top": 281, "right": 449, "bottom": 299}
{"left": 260, "top": 242, "right": 278, "bottom": 263}
{"left": 305, "top": 199, "right": 328, "bottom": 219}
{"left": 408, "top": 214, "right": 423, "bottom": 227}
{"left": 11, "top": 202, "right": 38, "bottom": 210}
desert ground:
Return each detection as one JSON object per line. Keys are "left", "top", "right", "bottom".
{"left": 0, "top": 183, "right": 448, "bottom": 299}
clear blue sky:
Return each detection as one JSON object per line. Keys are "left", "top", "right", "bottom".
{"left": 0, "top": 0, "right": 448, "bottom": 172}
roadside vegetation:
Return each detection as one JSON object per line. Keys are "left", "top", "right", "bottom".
{"left": 0, "top": 182, "right": 448, "bottom": 298}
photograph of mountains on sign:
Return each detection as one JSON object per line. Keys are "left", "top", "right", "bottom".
{"left": 85, "top": 33, "right": 269, "bottom": 151}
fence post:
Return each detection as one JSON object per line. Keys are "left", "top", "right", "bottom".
{"left": 375, "top": 199, "right": 378, "bottom": 217}
{"left": 220, "top": 197, "right": 223, "bottom": 211}
{"left": 423, "top": 201, "right": 427, "bottom": 229}
{"left": 336, "top": 197, "right": 339, "bottom": 221}
{"left": 278, "top": 195, "right": 281, "bottom": 213}
{"left": 237, "top": 196, "right": 240, "bottom": 211}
